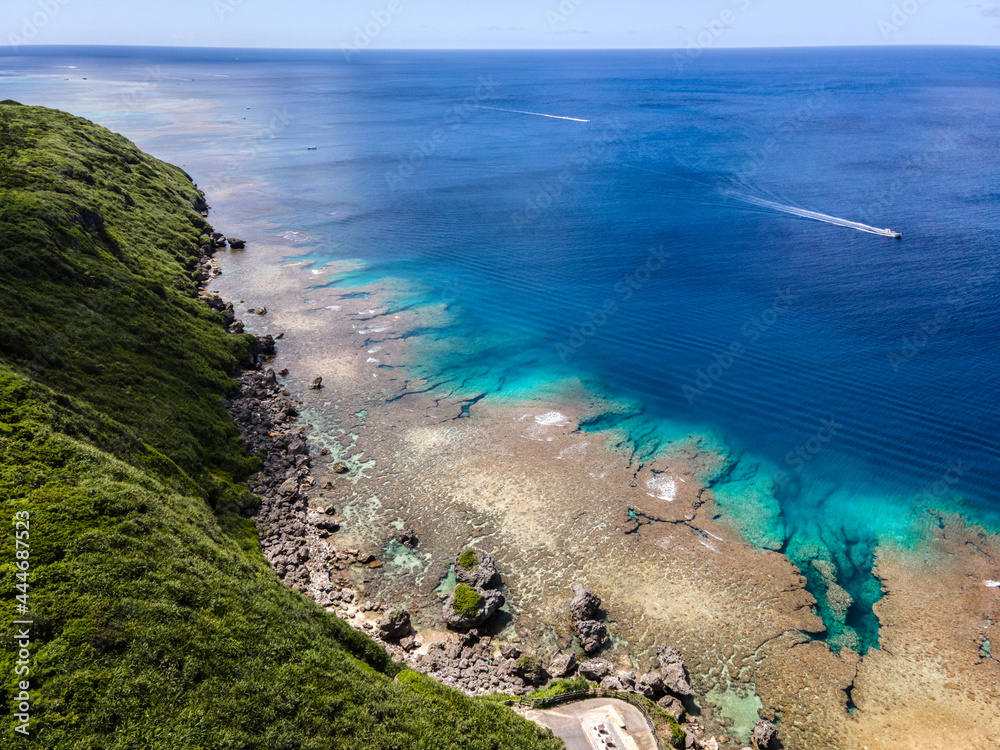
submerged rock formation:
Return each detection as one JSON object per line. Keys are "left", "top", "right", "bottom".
{"left": 394, "top": 527, "right": 418, "bottom": 548}
{"left": 751, "top": 719, "right": 779, "bottom": 750}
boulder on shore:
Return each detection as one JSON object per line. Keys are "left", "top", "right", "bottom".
{"left": 577, "top": 658, "right": 614, "bottom": 681}
{"left": 574, "top": 619, "right": 608, "bottom": 654}
{"left": 547, "top": 652, "right": 577, "bottom": 679}
{"left": 656, "top": 694, "right": 685, "bottom": 721}
{"left": 511, "top": 654, "right": 546, "bottom": 686}
{"left": 499, "top": 643, "right": 522, "bottom": 660}
{"left": 657, "top": 645, "right": 693, "bottom": 697}
{"left": 569, "top": 583, "right": 601, "bottom": 621}
{"left": 257, "top": 334, "right": 276, "bottom": 356}
{"left": 600, "top": 674, "right": 624, "bottom": 691}
{"left": 636, "top": 671, "right": 664, "bottom": 698}
{"left": 377, "top": 609, "right": 411, "bottom": 640}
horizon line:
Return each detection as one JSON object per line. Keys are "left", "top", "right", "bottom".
{"left": 2, "top": 42, "right": 999, "bottom": 53}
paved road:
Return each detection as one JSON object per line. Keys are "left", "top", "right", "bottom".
{"left": 525, "top": 698, "right": 657, "bottom": 750}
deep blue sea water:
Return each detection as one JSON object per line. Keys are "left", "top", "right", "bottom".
{"left": 3, "top": 46, "right": 998, "bottom": 650}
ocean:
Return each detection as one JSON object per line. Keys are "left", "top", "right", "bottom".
{"left": 3, "top": 45, "right": 998, "bottom": 651}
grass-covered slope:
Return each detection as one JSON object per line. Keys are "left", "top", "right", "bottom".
{"left": 0, "top": 102, "right": 562, "bottom": 750}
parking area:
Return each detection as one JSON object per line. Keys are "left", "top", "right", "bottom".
{"left": 524, "top": 698, "right": 658, "bottom": 750}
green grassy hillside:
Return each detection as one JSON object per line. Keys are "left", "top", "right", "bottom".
{"left": 0, "top": 102, "right": 562, "bottom": 750}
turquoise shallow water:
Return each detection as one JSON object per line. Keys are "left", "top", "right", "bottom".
{"left": 5, "top": 45, "right": 998, "bottom": 652}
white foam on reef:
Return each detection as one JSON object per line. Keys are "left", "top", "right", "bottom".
{"left": 367, "top": 346, "right": 382, "bottom": 354}
{"left": 985, "top": 581, "right": 1000, "bottom": 588}
{"left": 282, "top": 230, "right": 308, "bottom": 242}
{"left": 556, "top": 441, "right": 589, "bottom": 460}
{"left": 646, "top": 476, "right": 677, "bottom": 502}
{"left": 518, "top": 412, "right": 569, "bottom": 441}
{"left": 534, "top": 411, "right": 570, "bottom": 426}
{"left": 366, "top": 357, "right": 378, "bottom": 363}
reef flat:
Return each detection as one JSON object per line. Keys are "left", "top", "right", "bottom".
{"left": 211, "top": 241, "right": 1000, "bottom": 749}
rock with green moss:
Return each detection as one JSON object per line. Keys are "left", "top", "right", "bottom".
{"left": 443, "top": 583, "right": 504, "bottom": 629}
{"left": 454, "top": 584, "right": 485, "bottom": 616}
{"left": 458, "top": 548, "right": 478, "bottom": 570}
{"left": 454, "top": 548, "right": 501, "bottom": 589}
{"left": 665, "top": 715, "right": 687, "bottom": 749}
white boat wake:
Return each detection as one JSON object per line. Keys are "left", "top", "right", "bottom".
{"left": 481, "top": 106, "right": 589, "bottom": 123}
{"left": 729, "top": 193, "right": 901, "bottom": 238}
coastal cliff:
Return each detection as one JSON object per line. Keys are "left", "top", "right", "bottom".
{"left": 0, "top": 102, "right": 562, "bottom": 749}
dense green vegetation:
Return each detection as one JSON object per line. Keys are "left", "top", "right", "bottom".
{"left": 522, "top": 676, "right": 590, "bottom": 702}
{"left": 640, "top": 697, "right": 686, "bottom": 749}
{"left": 0, "top": 103, "right": 562, "bottom": 749}
{"left": 457, "top": 548, "right": 477, "bottom": 570}
{"left": 451, "top": 583, "right": 485, "bottom": 617}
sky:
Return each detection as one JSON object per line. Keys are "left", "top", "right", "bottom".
{"left": 3, "top": 0, "right": 999, "bottom": 50}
